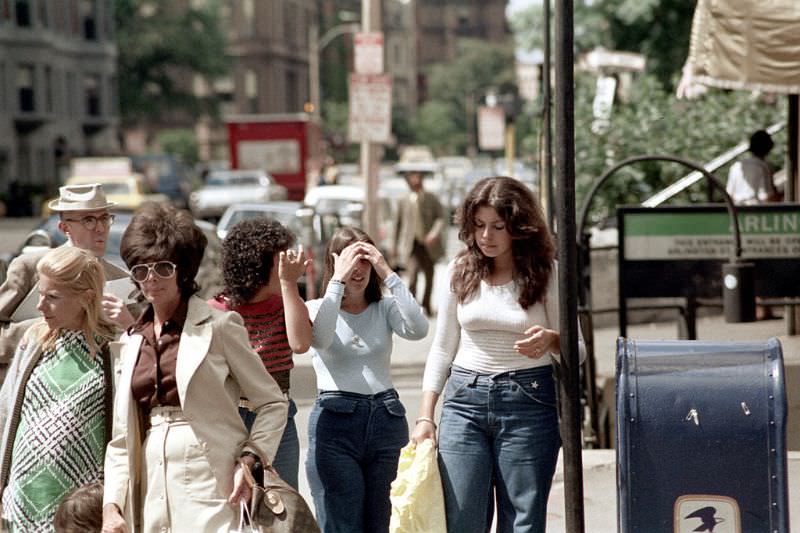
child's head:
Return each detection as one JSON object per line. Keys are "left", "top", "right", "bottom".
{"left": 53, "top": 482, "right": 103, "bottom": 533}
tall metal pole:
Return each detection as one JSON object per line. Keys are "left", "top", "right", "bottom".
{"left": 787, "top": 95, "right": 798, "bottom": 334}
{"left": 309, "top": 21, "right": 320, "bottom": 119}
{"left": 361, "top": 0, "right": 380, "bottom": 238}
{"left": 543, "top": 0, "right": 554, "bottom": 230}
{"left": 554, "top": 1, "right": 586, "bottom": 531}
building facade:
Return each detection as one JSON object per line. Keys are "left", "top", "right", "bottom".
{"left": 0, "top": 0, "right": 119, "bottom": 202}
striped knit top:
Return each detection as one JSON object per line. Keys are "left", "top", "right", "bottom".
{"left": 208, "top": 294, "right": 293, "bottom": 392}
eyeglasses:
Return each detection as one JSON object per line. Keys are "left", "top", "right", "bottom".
{"left": 130, "top": 261, "right": 177, "bottom": 282}
{"left": 63, "top": 213, "right": 115, "bottom": 231}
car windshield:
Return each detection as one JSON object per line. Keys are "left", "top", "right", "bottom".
{"left": 100, "top": 183, "right": 133, "bottom": 195}
{"left": 222, "top": 209, "right": 303, "bottom": 235}
{"left": 207, "top": 175, "right": 261, "bottom": 187}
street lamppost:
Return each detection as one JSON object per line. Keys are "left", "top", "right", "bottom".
{"left": 308, "top": 20, "right": 361, "bottom": 118}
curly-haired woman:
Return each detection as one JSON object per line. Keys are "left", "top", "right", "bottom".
{"left": 209, "top": 218, "right": 312, "bottom": 489}
{"left": 411, "top": 177, "right": 585, "bottom": 533}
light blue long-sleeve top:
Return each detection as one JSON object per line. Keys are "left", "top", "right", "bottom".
{"left": 305, "top": 273, "right": 429, "bottom": 394}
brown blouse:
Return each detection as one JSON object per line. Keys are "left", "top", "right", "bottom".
{"left": 129, "top": 299, "right": 188, "bottom": 416}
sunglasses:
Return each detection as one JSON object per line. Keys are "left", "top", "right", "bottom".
{"left": 130, "top": 261, "right": 177, "bottom": 282}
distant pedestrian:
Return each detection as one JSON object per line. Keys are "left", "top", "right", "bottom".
{"left": 411, "top": 176, "right": 585, "bottom": 533}
{"left": 0, "top": 183, "right": 130, "bottom": 381}
{"left": 0, "top": 247, "right": 117, "bottom": 532}
{"left": 54, "top": 482, "right": 103, "bottom": 533}
{"left": 209, "top": 218, "right": 312, "bottom": 489}
{"left": 393, "top": 170, "right": 446, "bottom": 315}
{"left": 726, "top": 129, "right": 780, "bottom": 205}
{"left": 305, "top": 226, "right": 428, "bottom": 533}
{"left": 101, "top": 203, "right": 288, "bottom": 533}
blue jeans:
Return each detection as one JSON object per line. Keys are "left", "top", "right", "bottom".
{"left": 240, "top": 398, "right": 300, "bottom": 489}
{"left": 306, "top": 389, "right": 408, "bottom": 533}
{"left": 438, "top": 365, "right": 561, "bottom": 533}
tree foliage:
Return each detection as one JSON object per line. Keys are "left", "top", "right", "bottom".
{"left": 511, "top": 0, "right": 694, "bottom": 89}
{"left": 412, "top": 39, "right": 517, "bottom": 155}
{"left": 562, "top": 74, "right": 786, "bottom": 225}
{"left": 115, "top": 0, "right": 228, "bottom": 126}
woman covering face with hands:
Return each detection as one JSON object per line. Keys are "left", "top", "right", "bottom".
{"left": 411, "top": 177, "right": 585, "bottom": 533}
{"left": 304, "top": 227, "right": 428, "bottom": 533}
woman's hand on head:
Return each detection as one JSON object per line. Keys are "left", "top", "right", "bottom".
{"left": 279, "top": 246, "right": 310, "bottom": 283}
{"left": 360, "top": 242, "right": 393, "bottom": 280}
{"left": 514, "top": 325, "right": 560, "bottom": 359}
{"left": 331, "top": 242, "right": 367, "bottom": 281}
{"left": 101, "top": 503, "right": 128, "bottom": 533}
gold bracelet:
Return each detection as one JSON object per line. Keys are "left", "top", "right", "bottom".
{"left": 415, "top": 416, "right": 437, "bottom": 429}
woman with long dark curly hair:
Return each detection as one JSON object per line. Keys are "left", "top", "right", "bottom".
{"left": 411, "top": 176, "right": 585, "bottom": 533}
{"left": 209, "top": 218, "right": 312, "bottom": 489}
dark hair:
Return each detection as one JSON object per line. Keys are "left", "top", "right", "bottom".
{"left": 221, "top": 218, "right": 295, "bottom": 307}
{"left": 322, "top": 226, "right": 382, "bottom": 304}
{"left": 53, "top": 482, "right": 102, "bottom": 533}
{"left": 749, "top": 130, "right": 774, "bottom": 158}
{"left": 453, "top": 176, "right": 554, "bottom": 309}
{"left": 120, "top": 203, "right": 207, "bottom": 298}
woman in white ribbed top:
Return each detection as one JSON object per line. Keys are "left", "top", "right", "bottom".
{"left": 411, "top": 176, "right": 584, "bottom": 533}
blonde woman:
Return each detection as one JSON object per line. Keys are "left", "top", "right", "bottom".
{"left": 0, "top": 247, "right": 117, "bottom": 532}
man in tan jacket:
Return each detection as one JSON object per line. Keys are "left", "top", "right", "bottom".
{"left": 394, "top": 169, "right": 446, "bottom": 316}
{"left": 0, "top": 184, "right": 130, "bottom": 380}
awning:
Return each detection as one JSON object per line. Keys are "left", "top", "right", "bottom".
{"left": 680, "top": 0, "right": 800, "bottom": 95}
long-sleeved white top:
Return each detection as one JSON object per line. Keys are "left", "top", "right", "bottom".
{"left": 306, "top": 273, "right": 429, "bottom": 395}
{"left": 422, "top": 261, "right": 586, "bottom": 394}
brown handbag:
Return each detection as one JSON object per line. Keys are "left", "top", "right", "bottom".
{"left": 240, "top": 460, "right": 321, "bottom": 533}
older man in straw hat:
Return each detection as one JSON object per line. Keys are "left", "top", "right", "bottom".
{"left": 0, "top": 183, "right": 132, "bottom": 379}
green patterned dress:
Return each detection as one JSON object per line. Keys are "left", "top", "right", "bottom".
{"left": 1, "top": 330, "right": 107, "bottom": 532}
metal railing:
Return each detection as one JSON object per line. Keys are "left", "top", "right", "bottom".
{"left": 641, "top": 122, "right": 785, "bottom": 207}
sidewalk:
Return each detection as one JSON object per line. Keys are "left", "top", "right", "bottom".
{"left": 293, "top": 290, "right": 799, "bottom": 530}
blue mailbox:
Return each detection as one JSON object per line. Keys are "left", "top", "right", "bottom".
{"left": 616, "top": 338, "right": 788, "bottom": 533}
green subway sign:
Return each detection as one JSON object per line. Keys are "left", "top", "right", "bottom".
{"left": 622, "top": 206, "right": 800, "bottom": 260}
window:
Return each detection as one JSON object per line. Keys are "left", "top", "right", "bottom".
{"left": 15, "top": 0, "right": 31, "bottom": 27}
{"left": 242, "top": 0, "right": 255, "bottom": 37}
{"left": 80, "top": 0, "right": 96, "bottom": 40}
{"left": 0, "top": 63, "right": 5, "bottom": 111}
{"left": 17, "top": 64, "right": 35, "bottom": 112}
{"left": 38, "top": 0, "right": 47, "bottom": 27}
{"left": 287, "top": 70, "right": 298, "bottom": 112}
{"left": 44, "top": 66, "right": 52, "bottom": 112}
{"left": 66, "top": 72, "right": 75, "bottom": 116}
{"left": 244, "top": 69, "right": 258, "bottom": 113}
{"left": 84, "top": 73, "right": 101, "bottom": 116}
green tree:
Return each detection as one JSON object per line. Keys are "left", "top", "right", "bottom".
{"left": 115, "top": 0, "right": 228, "bottom": 128}
{"left": 157, "top": 129, "right": 199, "bottom": 167}
{"left": 511, "top": 0, "right": 694, "bottom": 89}
{"left": 412, "top": 39, "right": 517, "bottom": 154}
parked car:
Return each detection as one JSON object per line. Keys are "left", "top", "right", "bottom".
{"left": 303, "top": 184, "right": 399, "bottom": 259}
{"left": 216, "top": 202, "right": 322, "bottom": 298}
{"left": 10, "top": 212, "right": 223, "bottom": 300}
{"left": 189, "top": 169, "right": 288, "bottom": 221}
{"left": 131, "top": 153, "right": 198, "bottom": 208}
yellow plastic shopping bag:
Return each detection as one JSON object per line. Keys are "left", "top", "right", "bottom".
{"left": 389, "top": 439, "right": 447, "bottom": 533}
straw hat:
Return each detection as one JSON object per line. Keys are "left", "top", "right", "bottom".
{"left": 48, "top": 183, "right": 117, "bottom": 212}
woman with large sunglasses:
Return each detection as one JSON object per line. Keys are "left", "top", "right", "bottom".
{"left": 101, "top": 203, "right": 288, "bottom": 533}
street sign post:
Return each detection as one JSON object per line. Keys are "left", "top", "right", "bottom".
{"left": 348, "top": 73, "right": 392, "bottom": 144}
{"left": 477, "top": 106, "right": 505, "bottom": 151}
{"left": 354, "top": 32, "right": 384, "bottom": 74}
